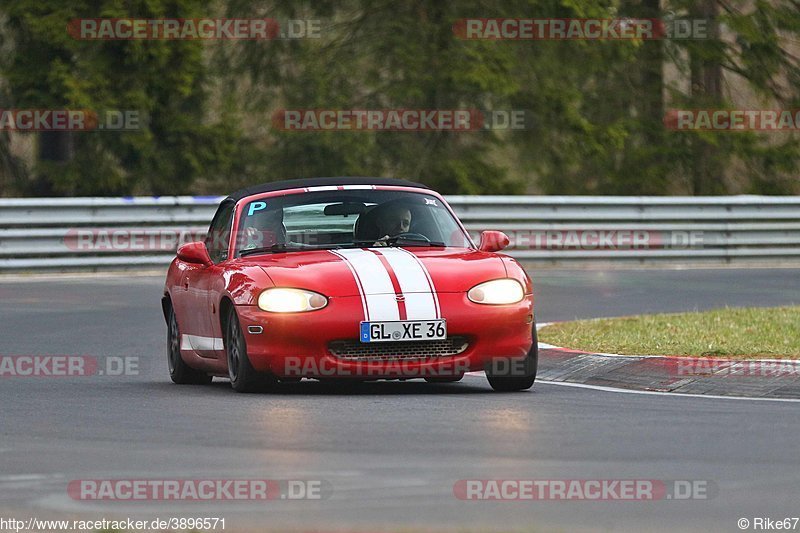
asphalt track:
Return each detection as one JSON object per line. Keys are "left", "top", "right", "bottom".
{"left": 1, "top": 268, "right": 799, "bottom": 532}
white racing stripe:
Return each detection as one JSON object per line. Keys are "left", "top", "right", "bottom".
{"left": 333, "top": 249, "right": 399, "bottom": 321}
{"left": 332, "top": 248, "right": 441, "bottom": 321}
{"left": 181, "top": 334, "right": 224, "bottom": 352}
{"left": 376, "top": 248, "right": 439, "bottom": 320}
{"left": 397, "top": 247, "right": 440, "bottom": 318}
{"left": 329, "top": 250, "right": 370, "bottom": 320}
{"left": 365, "top": 294, "right": 401, "bottom": 321}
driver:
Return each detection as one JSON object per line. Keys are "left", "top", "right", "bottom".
{"left": 374, "top": 204, "right": 412, "bottom": 246}
{"left": 242, "top": 208, "right": 286, "bottom": 250}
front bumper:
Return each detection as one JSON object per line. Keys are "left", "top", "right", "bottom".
{"left": 235, "top": 293, "right": 534, "bottom": 379}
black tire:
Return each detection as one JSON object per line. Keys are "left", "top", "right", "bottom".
{"left": 225, "top": 307, "right": 275, "bottom": 393}
{"left": 486, "top": 323, "right": 538, "bottom": 392}
{"left": 166, "top": 303, "right": 212, "bottom": 385}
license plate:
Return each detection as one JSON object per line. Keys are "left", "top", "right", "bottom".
{"left": 360, "top": 320, "right": 447, "bottom": 343}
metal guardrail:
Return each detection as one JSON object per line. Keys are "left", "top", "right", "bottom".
{"left": 1, "top": 195, "right": 800, "bottom": 271}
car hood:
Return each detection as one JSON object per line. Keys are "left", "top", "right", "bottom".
{"left": 240, "top": 247, "right": 507, "bottom": 297}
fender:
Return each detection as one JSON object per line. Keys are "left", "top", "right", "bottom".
{"left": 217, "top": 262, "right": 276, "bottom": 307}
{"left": 500, "top": 256, "right": 534, "bottom": 296}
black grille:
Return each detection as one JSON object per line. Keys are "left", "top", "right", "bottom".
{"left": 328, "top": 337, "right": 469, "bottom": 361}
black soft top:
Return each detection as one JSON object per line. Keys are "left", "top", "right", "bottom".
{"left": 226, "top": 177, "right": 430, "bottom": 202}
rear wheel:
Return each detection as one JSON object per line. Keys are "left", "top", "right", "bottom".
{"left": 166, "top": 303, "right": 212, "bottom": 385}
{"left": 225, "top": 307, "right": 276, "bottom": 393}
{"left": 486, "top": 323, "right": 538, "bottom": 392}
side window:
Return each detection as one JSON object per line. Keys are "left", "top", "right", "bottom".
{"left": 205, "top": 201, "right": 235, "bottom": 264}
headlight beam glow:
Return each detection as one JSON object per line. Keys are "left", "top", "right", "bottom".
{"left": 468, "top": 279, "right": 524, "bottom": 305}
{"left": 257, "top": 288, "right": 328, "bottom": 313}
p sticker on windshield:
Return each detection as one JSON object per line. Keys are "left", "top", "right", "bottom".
{"left": 248, "top": 201, "right": 267, "bottom": 216}
{"left": 425, "top": 198, "right": 438, "bottom": 206}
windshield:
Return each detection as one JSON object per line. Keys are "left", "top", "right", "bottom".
{"left": 235, "top": 189, "right": 472, "bottom": 256}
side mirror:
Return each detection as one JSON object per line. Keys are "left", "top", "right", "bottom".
{"left": 478, "top": 231, "right": 510, "bottom": 253}
{"left": 177, "top": 242, "right": 212, "bottom": 266}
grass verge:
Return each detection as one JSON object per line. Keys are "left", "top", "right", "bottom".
{"left": 538, "top": 306, "right": 800, "bottom": 359}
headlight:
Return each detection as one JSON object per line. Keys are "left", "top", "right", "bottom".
{"left": 468, "top": 279, "right": 524, "bottom": 305}
{"left": 257, "top": 288, "right": 328, "bottom": 313}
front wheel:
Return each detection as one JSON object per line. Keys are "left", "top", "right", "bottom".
{"left": 166, "top": 303, "right": 212, "bottom": 385}
{"left": 486, "top": 323, "right": 538, "bottom": 392}
{"left": 225, "top": 307, "right": 275, "bottom": 393}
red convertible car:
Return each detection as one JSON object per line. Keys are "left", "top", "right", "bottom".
{"left": 162, "top": 178, "right": 537, "bottom": 392}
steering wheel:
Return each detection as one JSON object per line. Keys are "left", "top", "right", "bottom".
{"left": 394, "top": 232, "right": 430, "bottom": 243}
